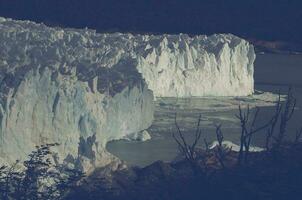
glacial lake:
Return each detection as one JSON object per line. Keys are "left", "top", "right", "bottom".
{"left": 107, "top": 53, "right": 302, "bottom": 167}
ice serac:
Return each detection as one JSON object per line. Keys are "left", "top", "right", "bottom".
{"left": 135, "top": 34, "right": 255, "bottom": 97}
{"left": 0, "top": 17, "right": 154, "bottom": 172}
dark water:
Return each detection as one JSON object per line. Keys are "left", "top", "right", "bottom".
{"left": 107, "top": 53, "right": 302, "bottom": 167}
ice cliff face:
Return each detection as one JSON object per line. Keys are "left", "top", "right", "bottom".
{"left": 136, "top": 34, "right": 255, "bottom": 97}
{"left": 0, "top": 17, "right": 154, "bottom": 171}
{"left": 0, "top": 17, "right": 255, "bottom": 171}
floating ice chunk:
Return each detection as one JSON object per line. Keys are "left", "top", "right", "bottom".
{"left": 123, "top": 130, "right": 152, "bottom": 142}
{"left": 210, "top": 141, "right": 264, "bottom": 152}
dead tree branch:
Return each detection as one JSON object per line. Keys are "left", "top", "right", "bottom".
{"left": 265, "top": 92, "right": 282, "bottom": 151}
{"left": 214, "top": 124, "right": 227, "bottom": 169}
{"left": 295, "top": 127, "right": 302, "bottom": 144}
{"left": 172, "top": 113, "right": 203, "bottom": 173}
{"left": 236, "top": 105, "right": 272, "bottom": 165}
{"left": 273, "top": 88, "right": 296, "bottom": 150}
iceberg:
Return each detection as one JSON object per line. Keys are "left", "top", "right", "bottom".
{"left": 0, "top": 17, "right": 255, "bottom": 171}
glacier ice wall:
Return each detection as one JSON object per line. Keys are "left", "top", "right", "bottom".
{"left": 136, "top": 34, "right": 255, "bottom": 97}
{"left": 0, "top": 17, "right": 154, "bottom": 171}
{"left": 0, "top": 17, "right": 255, "bottom": 98}
{"left": 0, "top": 17, "right": 255, "bottom": 170}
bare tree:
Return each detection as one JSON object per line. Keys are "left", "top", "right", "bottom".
{"left": 265, "top": 92, "right": 282, "bottom": 151}
{"left": 204, "top": 138, "right": 210, "bottom": 153}
{"left": 214, "top": 124, "right": 227, "bottom": 169}
{"left": 295, "top": 127, "right": 302, "bottom": 144}
{"left": 273, "top": 88, "right": 296, "bottom": 150}
{"left": 236, "top": 105, "right": 272, "bottom": 165}
{"left": 172, "top": 113, "right": 203, "bottom": 173}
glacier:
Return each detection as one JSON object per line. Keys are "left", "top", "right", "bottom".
{"left": 0, "top": 17, "right": 255, "bottom": 171}
{"left": 0, "top": 17, "right": 154, "bottom": 172}
{"left": 136, "top": 34, "right": 255, "bottom": 97}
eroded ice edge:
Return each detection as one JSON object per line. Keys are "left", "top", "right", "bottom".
{"left": 0, "top": 17, "right": 257, "bottom": 171}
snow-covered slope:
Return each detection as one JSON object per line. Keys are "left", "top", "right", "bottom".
{"left": 0, "top": 17, "right": 255, "bottom": 171}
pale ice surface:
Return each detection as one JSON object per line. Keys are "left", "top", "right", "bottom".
{"left": 0, "top": 17, "right": 255, "bottom": 98}
{"left": 122, "top": 130, "right": 152, "bottom": 142}
{"left": 136, "top": 33, "right": 255, "bottom": 97}
{"left": 0, "top": 17, "right": 154, "bottom": 172}
{"left": 172, "top": 140, "right": 263, "bottom": 164}
{"left": 209, "top": 141, "right": 264, "bottom": 152}
{"left": 0, "top": 17, "right": 255, "bottom": 171}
